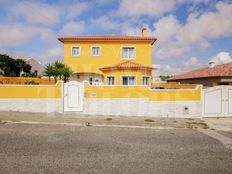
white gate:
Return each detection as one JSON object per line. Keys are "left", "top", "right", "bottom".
{"left": 64, "top": 81, "right": 84, "bottom": 112}
{"left": 203, "top": 86, "right": 232, "bottom": 117}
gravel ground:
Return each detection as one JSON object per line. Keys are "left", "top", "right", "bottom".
{"left": 0, "top": 123, "right": 232, "bottom": 174}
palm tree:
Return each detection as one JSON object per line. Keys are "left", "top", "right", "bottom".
{"left": 44, "top": 61, "right": 73, "bottom": 82}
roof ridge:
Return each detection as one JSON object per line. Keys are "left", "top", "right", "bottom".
{"left": 58, "top": 35, "right": 157, "bottom": 45}
{"left": 99, "top": 60, "right": 156, "bottom": 71}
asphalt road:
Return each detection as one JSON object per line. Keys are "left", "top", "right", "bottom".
{"left": 0, "top": 123, "right": 232, "bottom": 174}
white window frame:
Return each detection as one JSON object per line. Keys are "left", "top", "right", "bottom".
{"left": 106, "top": 75, "right": 115, "bottom": 86}
{"left": 71, "top": 46, "right": 81, "bottom": 57}
{"left": 142, "top": 76, "right": 150, "bottom": 86}
{"left": 121, "top": 46, "right": 136, "bottom": 60}
{"left": 121, "top": 75, "right": 136, "bottom": 86}
{"left": 91, "top": 46, "right": 101, "bottom": 57}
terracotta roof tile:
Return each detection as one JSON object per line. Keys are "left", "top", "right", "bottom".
{"left": 169, "top": 62, "right": 232, "bottom": 80}
{"left": 58, "top": 35, "right": 157, "bottom": 45}
{"left": 99, "top": 61, "right": 156, "bottom": 71}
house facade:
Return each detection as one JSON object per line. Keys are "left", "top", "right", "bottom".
{"left": 58, "top": 28, "right": 156, "bottom": 86}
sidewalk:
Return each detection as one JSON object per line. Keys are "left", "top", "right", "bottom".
{"left": 203, "top": 118, "right": 232, "bottom": 131}
{"left": 0, "top": 111, "right": 209, "bottom": 129}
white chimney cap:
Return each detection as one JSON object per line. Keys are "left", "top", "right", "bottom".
{"left": 209, "top": 61, "right": 215, "bottom": 68}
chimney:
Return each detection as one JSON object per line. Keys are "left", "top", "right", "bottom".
{"left": 142, "top": 28, "right": 147, "bottom": 37}
{"left": 209, "top": 61, "right": 215, "bottom": 68}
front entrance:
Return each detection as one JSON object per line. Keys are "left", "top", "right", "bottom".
{"left": 203, "top": 86, "right": 232, "bottom": 117}
{"left": 64, "top": 81, "right": 84, "bottom": 112}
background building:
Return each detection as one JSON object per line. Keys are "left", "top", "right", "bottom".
{"left": 168, "top": 62, "right": 232, "bottom": 87}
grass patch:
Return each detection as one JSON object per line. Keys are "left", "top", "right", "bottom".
{"left": 144, "top": 119, "right": 155, "bottom": 122}
{"left": 186, "top": 118, "right": 195, "bottom": 121}
{"left": 85, "top": 122, "right": 91, "bottom": 126}
{"left": 186, "top": 121, "right": 209, "bottom": 129}
{"left": 0, "top": 120, "right": 7, "bottom": 124}
{"left": 104, "top": 118, "right": 112, "bottom": 121}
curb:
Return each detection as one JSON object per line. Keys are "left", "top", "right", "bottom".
{"left": 1, "top": 120, "right": 187, "bottom": 130}
{"left": 204, "top": 122, "right": 232, "bottom": 132}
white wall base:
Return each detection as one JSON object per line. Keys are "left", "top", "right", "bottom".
{"left": 83, "top": 98, "right": 202, "bottom": 118}
{"left": 0, "top": 99, "right": 63, "bottom": 113}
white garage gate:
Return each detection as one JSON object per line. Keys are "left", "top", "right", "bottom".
{"left": 203, "top": 86, "right": 232, "bottom": 117}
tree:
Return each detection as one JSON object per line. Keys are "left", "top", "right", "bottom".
{"left": 62, "top": 65, "right": 73, "bottom": 82}
{"left": 14, "top": 59, "right": 31, "bottom": 77}
{"left": 44, "top": 61, "right": 73, "bottom": 82}
{"left": 159, "top": 75, "right": 173, "bottom": 81}
{"left": 0, "top": 54, "right": 32, "bottom": 77}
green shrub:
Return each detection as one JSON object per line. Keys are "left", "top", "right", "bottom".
{"left": 24, "top": 80, "right": 39, "bottom": 85}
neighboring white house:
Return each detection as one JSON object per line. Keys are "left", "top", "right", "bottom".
{"left": 16, "top": 58, "right": 44, "bottom": 76}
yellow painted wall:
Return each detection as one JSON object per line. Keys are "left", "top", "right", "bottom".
{"left": 103, "top": 69, "right": 152, "bottom": 85}
{"left": 149, "top": 88, "right": 201, "bottom": 101}
{"left": 151, "top": 82, "right": 197, "bottom": 89}
{"left": 84, "top": 83, "right": 201, "bottom": 101}
{"left": 63, "top": 41, "right": 152, "bottom": 74}
{"left": 0, "top": 82, "right": 62, "bottom": 99}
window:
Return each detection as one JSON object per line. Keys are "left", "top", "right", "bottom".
{"left": 142, "top": 76, "right": 150, "bottom": 86}
{"left": 107, "top": 76, "right": 115, "bottom": 85}
{"left": 72, "top": 47, "right": 80, "bottom": 56}
{"left": 92, "top": 46, "right": 100, "bottom": 56}
{"left": 89, "top": 77, "right": 93, "bottom": 85}
{"left": 122, "top": 76, "right": 136, "bottom": 86}
{"left": 122, "top": 47, "right": 135, "bottom": 59}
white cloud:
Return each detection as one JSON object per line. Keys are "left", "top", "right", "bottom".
{"left": 60, "top": 21, "right": 85, "bottom": 35}
{"left": 118, "top": 0, "right": 176, "bottom": 17}
{"left": 184, "top": 57, "right": 199, "bottom": 67}
{"left": 177, "top": 2, "right": 232, "bottom": 46}
{"left": 155, "top": 51, "right": 232, "bottom": 75}
{"left": 151, "top": 1, "right": 232, "bottom": 60}
{"left": 0, "top": 23, "right": 38, "bottom": 47}
{"left": 153, "top": 64, "right": 184, "bottom": 76}
{"left": 92, "top": 16, "right": 119, "bottom": 30}
{"left": 30, "top": 46, "right": 63, "bottom": 65}
{"left": 66, "top": 2, "right": 90, "bottom": 19}
{"left": 0, "top": 23, "right": 57, "bottom": 47}
{"left": 210, "top": 52, "right": 232, "bottom": 65}
{"left": 11, "top": 1, "right": 63, "bottom": 26}
{"left": 152, "top": 15, "right": 191, "bottom": 59}
{"left": 117, "top": 0, "right": 212, "bottom": 18}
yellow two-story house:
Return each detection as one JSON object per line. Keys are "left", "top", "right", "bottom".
{"left": 58, "top": 28, "right": 156, "bottom": 86}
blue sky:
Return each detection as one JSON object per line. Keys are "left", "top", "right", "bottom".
{"left": 0, "top": 0, "right": 232, "bottom": 75}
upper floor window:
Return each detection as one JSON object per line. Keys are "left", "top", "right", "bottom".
{"left": 122, "top": 47, "right": 135, "bottom": 59}
{"left": 72, "top": 47, "right": 80, "bottom": 56}
{"left": 92, "top": 46, "right": 101, "bottom": 56}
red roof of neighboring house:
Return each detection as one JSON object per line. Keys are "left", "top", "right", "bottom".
{"left": 169, "top": 62, "right": 232, "bottom": 80}
{"left": 99, "top": 61, "right": 157, "bottom": 71}
{"left": 58, "top": 35, "right": 157, "bottom": 45}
